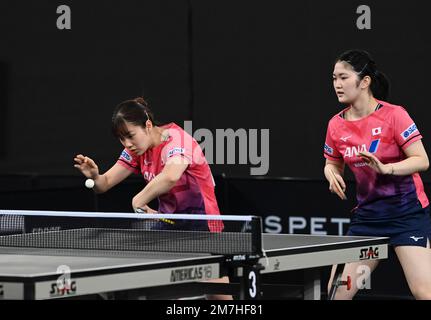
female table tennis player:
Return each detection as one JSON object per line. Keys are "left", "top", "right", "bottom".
{"left": 323, "top": 49, "right": 431, "bottom": 299}
{"left": 74, "top": 97, "right": 230, "bottom": 299}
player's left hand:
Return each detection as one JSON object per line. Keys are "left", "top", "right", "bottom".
{"left": 358, "top": 151, "right": 391, "bottom": 175}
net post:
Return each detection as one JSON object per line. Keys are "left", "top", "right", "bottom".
{"left": 250, "top": 216, "right": 263, "bottom": 256}
{"left": 237, "top": 216, "right": 264, "bottom": 299}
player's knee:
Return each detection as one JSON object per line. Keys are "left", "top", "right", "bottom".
{"left": 411, "top": 286, "right": 431, "bottom": 300}
{"left": 327, "top": 282, "right": 332, "bottom": 295}
{"left": 331, "top": 288, "right": 355, "bottom": 300}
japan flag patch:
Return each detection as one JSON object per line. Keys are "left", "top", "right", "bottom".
{"left": 372, "top": 127, "right": 382, "bottom": 136}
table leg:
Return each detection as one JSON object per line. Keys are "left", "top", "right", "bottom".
{"left": 304, "top": 268, "right": 321, "bottom": 300}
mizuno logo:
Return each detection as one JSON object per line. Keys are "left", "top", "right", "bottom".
{"left": 340, "top": 135, "right": 352, "bottom": 142}
{"left": 410, "top": 236, "right": 424, "bottom": 242}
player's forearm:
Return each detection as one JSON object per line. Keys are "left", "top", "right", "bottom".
{"left": 93, "top": 174, "right": 110, "bottom": 194}
{"left": 386, "top": 156, "right": 429, "bottom": 176}
{"left": 131, "top": 173, "right": 177, "bottom": 210}
{"left": 324, "top": 163, "right": 344, "bottom": 181}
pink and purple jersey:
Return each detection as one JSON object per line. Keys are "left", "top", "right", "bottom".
{"left": 324, "top": 100, "right": 429, "bottom": 219}
{"left": 117, "top": 123, "right": 223, "bottom": 232}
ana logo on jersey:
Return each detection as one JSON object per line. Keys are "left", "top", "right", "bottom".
{"left": 344, "top": 139, "right": 380, "bottom": 158}
{"left": 401, "top": 123, "right": 417, "bottom": 140}
{"left": 344, "top": 144, "right": 366, "bottom": 158}
{"left": 368, "top": 139, "right": 380, "bottom": 153}
{"left": 121, "top": 150, "right": 132, "bottom": 162}
{"left": 143, "top": 171, "right": 156, "bottom": 181}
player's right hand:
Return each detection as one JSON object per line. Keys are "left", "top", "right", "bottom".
{"left": 73, "top": 154, "right": 99, "bottom": 179}
{"left": 134, "top": 205, "right": 158, "bottom": 214}
{"left": 328, "top": 170, "right": 347, "bottom": 200}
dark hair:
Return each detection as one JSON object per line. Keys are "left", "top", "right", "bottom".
{"left": 111, "top": 97, "right": 158, "bottom": 139}
{"left": 336, "top": 49, "right": 390, "bottom": 100}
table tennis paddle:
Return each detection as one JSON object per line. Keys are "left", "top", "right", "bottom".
{"left": 134, "top": 208, "right": 176, "bottom": 225}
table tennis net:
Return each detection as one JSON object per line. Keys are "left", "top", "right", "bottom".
{"left": 0, "top": 210, "right": 262, "bottom": 256}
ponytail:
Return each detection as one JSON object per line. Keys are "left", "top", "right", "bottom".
{"left": 336, "top": 49, "right": 391, "bottom": 100}
{"left": 371, "top": 70, "right": 390, "bottom": 101}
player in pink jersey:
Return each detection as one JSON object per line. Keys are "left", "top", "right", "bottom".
{"left": 74, "top": 97, "right": 222, "bottom": 232}
{"left": 324, "top": 50, "right": 431, "bottom": 299}
{"left": 74, "top": 97, "right": 231, "bottom": 299}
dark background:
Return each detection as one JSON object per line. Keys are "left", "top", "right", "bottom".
{"left": 0, "top": 0, "right": 430, "bottom": 179}
{"left": 1, "top": 0, "right": 430, "bottom": 299}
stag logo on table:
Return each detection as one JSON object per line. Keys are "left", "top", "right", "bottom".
{"left": 359, "top": 247, "right": 379, "bottom": 260}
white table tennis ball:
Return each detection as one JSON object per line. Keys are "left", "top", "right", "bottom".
{"left": 85, "top": 178, "right": 95, "bottom": 189}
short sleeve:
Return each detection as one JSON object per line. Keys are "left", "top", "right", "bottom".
{"left": 393, "top": 107, "right": 422, "bottom": 150}
{"left": 324, "top": 121, "right": 343, "bottom": 161}
{"left": 116, "top": 149, "right": 140, "bottom": 174}
{"left": 161, "top": 128, "right": 193, "bottom": 165}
